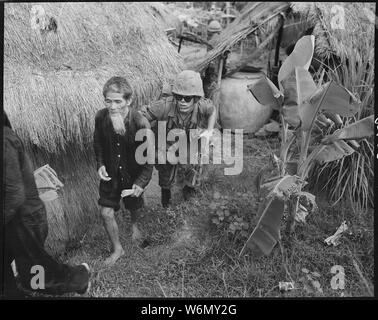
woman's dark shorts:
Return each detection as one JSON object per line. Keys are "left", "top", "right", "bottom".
{"left": 98, "top": 178, "right": 144, "bottom": 211}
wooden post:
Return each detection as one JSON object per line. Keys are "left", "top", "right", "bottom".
{"left": 226, "top": 2, "right": 231, "bottom": 27}
{"left": 213, "top": 56, "right": 224, "bottom": 126}
{"left": 178, "top": 36, "right": 184, "bottom": 53}
{"left": 272, "top": 13, "right": 285, "bottom": 86}
{"left": 217, "top": 56, "right": 224, "bottom": 85}
{"left": 274, "top": 13, "right": 284, "bottom": 67}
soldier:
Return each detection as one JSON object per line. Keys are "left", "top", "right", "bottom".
{"left": 203, "top": 20, "right": 228, "bottom": 99}
{"left": 141, "top": 70, "right": 216, "bottom": 207}
{"left": 207, "top": 20, "right": 222, "bottom": 42}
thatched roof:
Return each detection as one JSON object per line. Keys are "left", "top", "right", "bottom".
{"left": 4, "top": 2, "right": 183, "bottom": 153}
{"left": 291, "top": 2, "right": 375, "bottom": 63}
{"left": 194, "top": 2, "right": 291, "bottom": 73}
{"left": 194, "top": 2, "right": 375, "bottom": 72}
{"left": 149, "top": 2, "right": 181, "bottom": 31}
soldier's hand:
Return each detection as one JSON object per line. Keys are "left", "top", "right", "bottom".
{"left": 98, "top": 166, "right": 111, "bottom": 181}
{"left": 199, "top": 129, "right": 213, "bottom": 142}
{"left": 131, "top": 184, "right": 143, "bottom": 197}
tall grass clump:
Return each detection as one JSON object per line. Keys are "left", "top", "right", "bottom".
{"left": 293, "top": 3, "right": 375, "bottom": 211}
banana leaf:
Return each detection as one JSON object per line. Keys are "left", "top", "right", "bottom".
{"left": 321, "top": 115, "right": 374, "bottom": 144}
{"left": 280, "top": 72, "right": 301, "bottom": 127}
{"left": 282, "top": 105, "right": 301, "bottom": 127}
{"left": 260, "top": 174, "right": 304, "bottom": 199}
{"left": 247, "top": 76, "right": 283, "bottom": 110}
{"left": 296, "top": 67, "right": 317, "bottom": 104}
{"left": 277, "top": 35, "right": 315, "bottom": 92}
{"left": 310, "top": 82, "right": 361, "bottom": 117}
{"left": 315, "top": 140, "right": 355, "bottom": 164}
{"left": 239, "top": 197, "right": 285, "bottom": 257}
{"left": 295, "top": 67, "right": 317, "bottom": 131}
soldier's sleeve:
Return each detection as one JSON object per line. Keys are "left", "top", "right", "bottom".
{"left": 133, "top": 112, "right": 153, "bottom": 189}
{"left": 4, "top": 131, "right": 26, "bottom": 224}
{"left": 198, "top": 98, "right": 216, "bottom": 118}
{"left": 140, "top": 99, "right": 167, "bottom": 122}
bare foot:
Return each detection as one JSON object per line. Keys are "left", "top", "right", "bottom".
{"left": 132, "top": 225, "right": 143, "bottom": 243}
{"left": 104, "top": 248, "right": 125, "bottom": 267}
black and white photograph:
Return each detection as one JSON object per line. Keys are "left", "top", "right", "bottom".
{"left": 1, "top": 1, "right": 376, "bottom": 305}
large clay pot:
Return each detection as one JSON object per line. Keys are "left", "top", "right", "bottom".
{"left": 219, "top": 72, "right": 273, "bottom": 133}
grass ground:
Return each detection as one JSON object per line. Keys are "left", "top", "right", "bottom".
{"left": 59, "top": 136, "right": 374, "bottom": 298}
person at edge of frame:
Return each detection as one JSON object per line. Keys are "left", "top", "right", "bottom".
{"left": 141, "top": 70, "right": 216, "bottom": 209}
{"left": 94, "top": 76, "right": 153, "bottom": 266}
{"left": 2, "top": 111, "right": 90, "bottom": 298}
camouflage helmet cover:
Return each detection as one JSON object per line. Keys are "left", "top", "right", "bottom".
{"left": 171, "top": 70, "right": 204, "bottom": 97}
{"left": 207, "top": 20, "right": 222, "bottom": 33}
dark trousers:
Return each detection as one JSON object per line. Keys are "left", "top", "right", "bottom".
{"left": 2, "top": 207, "right": 88, "bottom": 297}
{"left": 156, "top": 162, "right": 204, "bottom": 190}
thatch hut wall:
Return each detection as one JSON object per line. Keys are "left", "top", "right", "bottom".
{"left": 291, "top": 2, "right": 375, "bottom": 63}
{"left": 4, "top": 2, "right": 183, "bottom": 254}
{"left": 149, "top": 2, "right": 182, "bottom": 31}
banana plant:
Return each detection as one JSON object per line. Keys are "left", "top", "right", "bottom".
{"left": 240, "top": 35, "right": 374, "bottom": 258}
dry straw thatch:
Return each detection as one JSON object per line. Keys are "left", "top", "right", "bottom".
{"left": 4, "top": 2, "right": 183, "bottom": 153}
{"left": 291, "top": 2, "right": 375, "bottom": 63}
{"left": 4, "top": 2, "right": 183, "bottom": 254}
{"left": 149, "top": 2, "right": 182, "bottom": 31}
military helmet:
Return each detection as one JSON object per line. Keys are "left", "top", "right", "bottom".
{"left": 207, "top": 20, "right": 222, "bottom": 33}
{"left": 171, "top": 70, "right": 204, "bottom": 97}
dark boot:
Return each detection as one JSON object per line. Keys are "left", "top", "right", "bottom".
{"left": 183, "top": 186, "right": 196, "bottom": 201}
{"left": 161, "top": 188, "right": 171, "bottom": 208}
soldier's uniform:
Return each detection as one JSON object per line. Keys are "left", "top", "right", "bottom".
{"left": 142, "top": 96, "right": 215, "bottom": 189}
{"left": 203, "top": 20, "right": 226, "bottom": 99}
{"left": 141, "top": 70, "right": 216, "bottom": 206}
